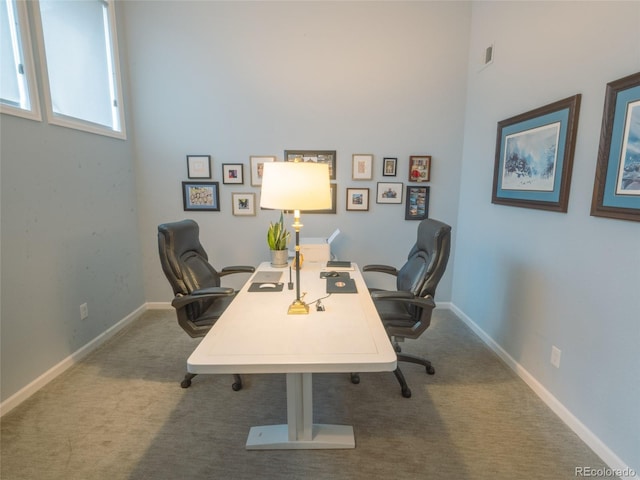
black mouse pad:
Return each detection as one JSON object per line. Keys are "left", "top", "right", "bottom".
{"left": 326, "top": 277, "right": 357, "bottom": 294}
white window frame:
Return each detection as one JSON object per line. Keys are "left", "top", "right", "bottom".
{"left": 33, "top": 0, "right": 126, "bottom": 139}
{"left": 0, "top": 0, "right": 42, "bottom": 121}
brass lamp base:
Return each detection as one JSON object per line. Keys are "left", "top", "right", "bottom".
{"left": 288, "top": 299, "right": 310, "bottom": 315}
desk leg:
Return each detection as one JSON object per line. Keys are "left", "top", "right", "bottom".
{"left": 245, "top": 373, "right": 355, "bottom": 450}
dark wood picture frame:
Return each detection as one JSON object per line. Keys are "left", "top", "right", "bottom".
{"left": 409, "top": 156, "right": 431, "bottom": 182}
{"left": 346, "top": 187, "right": 369, "bottom": 211}
{"left": 492, "top": 94, "right": 581, "bottom": 212}
{"left": 284, "top": 150, "right": 336, "bottom": 180}
{"left": 590, "top": 72, "right": 640, "bottom": 222}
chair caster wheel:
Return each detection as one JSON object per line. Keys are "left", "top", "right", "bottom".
{"left": 350, "top": 373, "right": 360, "bottom": 384}
{"left": 181, "top": 379, "right": 191, "bottom": 388}
{"left": 232, "top": 382, "right": 242, "bottom": 391}
{"left": 401, "top": 387, "right": 412, "bottom": 398}
{"left": 426, "top": 365, "right": 435, "bottom": 375}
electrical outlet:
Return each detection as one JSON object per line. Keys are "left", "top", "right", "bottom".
{"left": 80, "top": 303, "right": 89, "bottom": 320}
{"left": 551, "top": 346, "right": 561, "bottom": 368}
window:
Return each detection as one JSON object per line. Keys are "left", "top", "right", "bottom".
{"left": 36, "top": 0, "right": 125, "bottom": 138}
{"left": 0, "top": 0, "right": 41, "bottom": 120}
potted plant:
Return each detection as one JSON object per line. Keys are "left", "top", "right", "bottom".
{"left": 267, "top": 212, "right": 290, "bottom": 267}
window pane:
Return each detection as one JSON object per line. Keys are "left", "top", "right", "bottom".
{"left": 1, "top": 0, "right": 39, "bottom": 119}
{"left": 38, "top": 0, "right": 123, "bottom": 136}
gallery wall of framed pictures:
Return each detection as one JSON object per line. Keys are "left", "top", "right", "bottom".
{"left": 177, "top": 150, "right": 437, "bottom": 220}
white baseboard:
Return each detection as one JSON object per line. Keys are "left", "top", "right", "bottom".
{"left": 0, "top": 304, "right": 146, "bottom": 418}
{"left": 145, "top": 301, "right": 172, "bottom": 310}
{"left": 449, "top": 302, "right": 638, "bottom": 480}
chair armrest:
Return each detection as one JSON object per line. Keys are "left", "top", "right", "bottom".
{"left": 219, "top": 265, "right": 256, "bottom": 276}
{"left": 362, "top": 264, "right": 399, "bottom": 276}
{"left": 370, "top": 290, "right": 415, "bottom": 300}
{"left": 171, "top": 287, "right": 234, "bottom": 309}
{"left": 371, "top": 290, "right": 436, "bottom": 310}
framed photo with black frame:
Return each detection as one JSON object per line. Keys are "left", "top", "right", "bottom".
{"left": 222, "top": 163, "right": 244, "bottom": 184}
{"left": 383, "top": 157, "right": 397, "bottom": 176}
{"left": 590, "top": 72, "right": 640, "bottom": 222}
{"left": 376, "top": 182, "right": 403, "bottom": 204}
{"left": 492, "top": 94, "right": 581, "bottom": 212}
{"left": 284, "top": 150, "right": 336, "bottom": 180}
{"left": 405, "top": 185, "right": 429, "bottom": 220}
{"left": 182, "top": 181, "right": 220, "bottom": 211}
{"left": 186, "top": 155, "right": 211, "bottom": 179}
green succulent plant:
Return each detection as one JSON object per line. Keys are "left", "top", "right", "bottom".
{"left": 267, "top": 212, "right": 290, "bottom": 250}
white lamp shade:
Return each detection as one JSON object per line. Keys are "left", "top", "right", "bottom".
{"left": 260, "top": 162, "right": 331, "bottom": 211}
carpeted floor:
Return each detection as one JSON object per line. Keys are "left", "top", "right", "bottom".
{"left": 0, "top": 309, "right": 616, "bottom": 479}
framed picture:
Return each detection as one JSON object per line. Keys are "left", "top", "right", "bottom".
{"left": 284, "top": 150, "right": 336, "bottom": 179}
{"left": 405, "top": 185, "right": 430, "bottom": 220}
{"left": 186, "top": 155, "right": 211, "bottom": 179}
{"left": 250, "top": 156, "right": 276, "bottom": 186}
{"left": 222, "top": 163, "right": 244, "bottom": 184}
{"left": 376, "top": 182, "right": 403, "bottom": 204}
{"left": 492, "top": 94, "right": 581, "bottom": 212}
{"left": 346, "top": 188, "right": 369, "bottom": 211}
{"left": 591, "top": 72, "right": 640, "bottom": 222}
{"left": 383, "top": 157, "right": 397, "bottom": 176}
{"left": 352, "top": 154, "right": 373, "bottom": 180}
{"left": 182, "top": 181, "right": 220, "bottom": 211}
{"left": 409, "top": 156, "right": 431, "bottom": 182}
{"left": 231, "top": 192, "right": 256, "bottom": 216}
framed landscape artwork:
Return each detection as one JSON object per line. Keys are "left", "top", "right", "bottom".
{"left": 590, "top": 72, "right": 640, "bottom": 222}
{"left": 492, "top": 94, "right": 581, "bottom": 212}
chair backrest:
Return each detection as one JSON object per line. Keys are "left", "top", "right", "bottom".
{"left": 158, "top": 219, "right": 221, "bottom": 296}
{"left": 396, "top": 218, "right": 451, "bottom": 299}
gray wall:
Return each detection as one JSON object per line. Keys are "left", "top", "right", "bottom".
{"left": 122, "top": 0, "right": 470, "bottom": 301}
{"left": 455, "top": 1, "right": 639, "bottom": 473}
{"left": 0, "top": 4, "right": 145, "bottom": 402}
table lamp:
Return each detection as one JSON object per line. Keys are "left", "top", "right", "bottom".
{"left": 260, "top": 161, "right": 331, "bottom": 314}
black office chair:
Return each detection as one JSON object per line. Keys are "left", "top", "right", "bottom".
{"left": 158, "top": 219, "right": 255, "bottom": 390}
{"left": 354, "top": 218, "right": 451, "bottom": 398}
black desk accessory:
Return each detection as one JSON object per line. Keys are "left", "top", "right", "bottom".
{"left": 288, "top": 266, "right": 294, "bottom": 290}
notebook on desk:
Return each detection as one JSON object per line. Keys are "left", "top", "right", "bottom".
{"left": 325, "top": 260, "right": 354, "bottom": 271}
{"left": 326, "top": 277, "right": 358, "bottom": 294}
{"left": 251, "top": 271, "right": 283, "bottom": 283}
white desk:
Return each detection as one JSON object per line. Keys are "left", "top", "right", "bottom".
{"left": 187, "top": 262, "right": 397, "bottom": 450}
